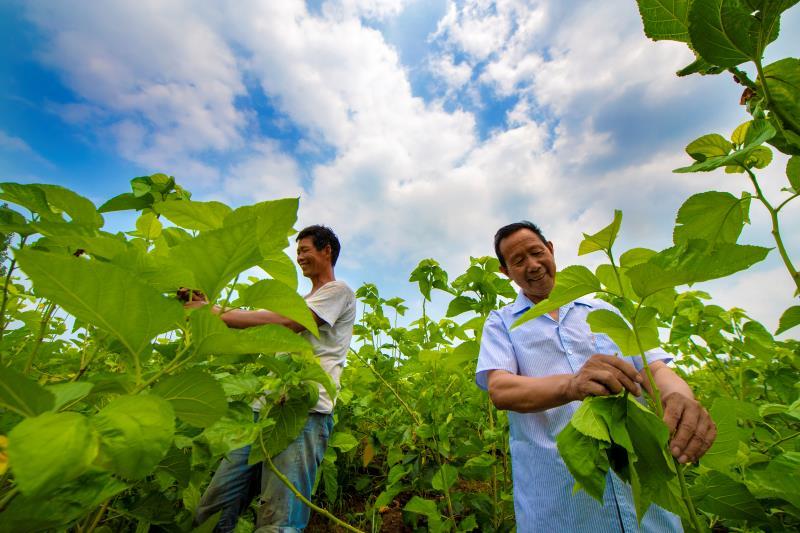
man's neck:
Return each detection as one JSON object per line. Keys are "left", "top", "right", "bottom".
{"left": 308, "top": 270, "right": 335, "bottom": 293}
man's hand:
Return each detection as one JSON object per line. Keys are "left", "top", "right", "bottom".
{"left": 566, "top": 354, "right": 643, "bottom": 401}
{"left": 662, "top": 392, "right": 716, "bottom": 464}
{"left": 177, "top": 288, "right": 207, "bottom": 309}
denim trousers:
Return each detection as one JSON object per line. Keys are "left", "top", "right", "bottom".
{"left": 195, "top": 412, "right": 334, "bottom": 533}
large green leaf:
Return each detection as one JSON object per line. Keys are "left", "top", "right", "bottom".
{"left": 328, "top": 431, "right": 359, "bottom": 452}
{"left": 627, "top": 240, "right": 769, "bottom": 298}
{"left": 635, "top": 0, "right": 690, "bottom": 42}
{"left": 261, "top": 252, "right": 298, "bottom": 290}
{"left": 224, "top": 198, "right": 298, "bottom": 258}
{"left": 688, "top": 0, "right": 762, "bottom": 67}
{"left": 98, "top": 192, "right": 152, "bottom": 213}
{"left": 587, "top": 308, "right": 660, "bottom": 356}
{"left": 237, "top": 279, "right": 318, "bottom": 336}
{"left": 762, "top": 58, "right": 800, "bottom": 134}
{"left": 15, "top": 250, "right": 184, "bottom": 363}
{"left": 200, "top": 402, "right": 262, "bottom": 457}
{"left": 37, "top": 184, "right": 104, "bottom": 228}
{"left": 0, "top": 182, "right": 59, "bottom": 220}
{"left": 685, "top": 133, "right": 732, "bottom": 160}
{"left": 167, "top": 221, "right": 263, "bottom": 302}
{"left": 702, "top": 398, "right": 752, "bottom": 470}
{"left": 556, "top": 422, "right": 608, "bottom": 502}
{"left": 153, "top": 200, "right": 232, "bottom": 231}
{"left": 152, "top": 369, "right": 227, "bottom": 428}
{"left": 0, "top": 470, "right": 127, "bottom": 533}
{"left": 571, "top": 400, "right": 612, "bottom": 442}
{"left": 787, "top": 155, "right": 800, "bottom": 190}
{"left": 47, "top": 381, "right": 94, "bottom": 411}
{"left": 746, "top": 452, "right": 800, "bottom": 508}
{"left": 92, "top": 394, "right": 175, "bottom": 480}
{"left": 190, "top": 308, "right": 311, "bottom": 358}
{"left": 7, "top": 411, "right": 98, "bottom": 495}
{"left": 403, "top": 496, "right": 444, "bottom": 533}
{"left": 512, "top": 266, "right": 601, "bottom": 328}
{"left": 673, "top": 191, "right": 748, "bottom": 245}
{"left": 0, "top": 366, "right": 55, "bottom": 417}
{"left": 250, "top": 396, "right": 310, "bottom": 463}
{"left": 691, "top": 471, "right": 764, "bottom": 521}
{"left": 578, "top": 210, "right": 622, "bottom": 256}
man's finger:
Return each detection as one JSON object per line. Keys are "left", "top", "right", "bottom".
{"left": 681, "top": 413, "right": 712, "bottom": 463}
{"left": 584, "top": 380, "right": 613, "bottom": 398}
{"left": 662, "top": 396, "right": 684, "bottom": 434}
{"left": 592, "top": 370, "right": 623, "bottom": 395}
{"left": 598, "top": 355, "right": 643, "bottom": 384}
{"left": 670, "top": 404, "right": 700, "bottom": 462}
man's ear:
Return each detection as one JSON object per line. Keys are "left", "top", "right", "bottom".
{"left": 324, "top": 244, "right": 333, "bottom": 261}
{"left": 546, "top": 241, "right": 554, "bottom": 254}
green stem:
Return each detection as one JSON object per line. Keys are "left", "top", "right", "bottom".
{"left": 85, "top": 499, "right": 111, "bottom": 533}
{"left": 0, "top": 487, "right": 19, "bottom": 511}
{"left": 487, "top": 398, "right": 500, "bottom": 528}
{"left": 675, "top": 463, "right": 704, "bottom": 533}
{"left": 767, "top": 431, "right": 800, "bottom": 450}
{"left": 728, "top": 67, "right": 756, "bottom": 89}
{"left": 428, "top": 399, "right": 456, "bottom": 523}
{"left": 776, "top": 193, "right": 800, "bottom": 213}
{"left": 261, "top": 442, "right": 365, "bottom": 533}
{"left": 219, "top": 273, "right": 240, "bottom": 314}
{"left": 0, "top": 236, "right": 27, "bottom": 349}
{"left": 349, "top": 347, "right": 421, "bottom": 425}
{"left": 24, "top": 302, "right": 57, "bottom": 374}
{"left": 745, "top": 168, "right": 800, "bottom": 293}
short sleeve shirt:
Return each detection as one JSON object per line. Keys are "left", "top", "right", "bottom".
{"left": 303, "top": 280, "right": 356, "bottom": 413}
{"left": 476, "top": 291, "right": 682, "bottom": 532}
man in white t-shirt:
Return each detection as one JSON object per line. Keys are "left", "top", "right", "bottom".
{"left": 193, "top": 225, "right": 356, "bottom": 532}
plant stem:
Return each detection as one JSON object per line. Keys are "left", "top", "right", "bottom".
{"left": 220, "top": 273, "right": 240, "bottom": 314}
{"left": 0, "top": 236, "right": 27, "bottom": 350}
{"left": 24, "top": 302, "right": 57, "bottom": 374}
{"left": 675, "top": 463, "right": 704, "bottom": 533}
{"left": 260, "top": 441, "right": 365, "bottom": 533}
{"left": 487, "top": 398, "right": 500, "bottom": 528}
{"left": 745, "top": 169, "right": 800, "bottom": 292}
{"left": 766, "top": 431, "right": 800, "bottom": 450}
{"left": 349, "top": 347, "right": 421, "bottom": 425}
{"left": 86, "top": 500, "right": 111, "bottom": 533}
{"left": 0, "top": 487, "right": 18, "bottom": 511}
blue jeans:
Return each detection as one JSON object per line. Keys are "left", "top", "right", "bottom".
{"left": 195, "top": 413, "right": 334, "bottom": 533}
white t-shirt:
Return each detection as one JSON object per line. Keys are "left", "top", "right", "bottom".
{"left": 302, "top": 280, "right": 356, "bottom": 413}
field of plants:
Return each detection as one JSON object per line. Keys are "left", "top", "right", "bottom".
{"left": 0, "top": 1, "right": 799, "bottom": 532}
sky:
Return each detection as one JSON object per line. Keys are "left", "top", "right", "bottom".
{"left": 1, "top": 0, "right": 799, "bottom": 333}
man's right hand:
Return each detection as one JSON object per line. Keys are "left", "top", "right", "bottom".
{"left": 565, "top": 354, "right": 642, "bottom": 401}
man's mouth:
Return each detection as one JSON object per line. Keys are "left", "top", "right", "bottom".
{"left": 528, "top": 274, "right": 545, "bottom": 282}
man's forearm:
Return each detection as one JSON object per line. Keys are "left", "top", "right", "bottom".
{"left": 647, "top": 361, "right": 694, "bottom": 400}
{"left": 487, "top": 370, "right": 575, "bottom": 412}
{"left": 216, "top": 307, "right": 305, "bottom": 332}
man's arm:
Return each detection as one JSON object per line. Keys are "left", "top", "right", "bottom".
{"left": 184, "top": 299, "right": 325, "bottom": 332}
{"left": 644, "top": 361, "right": 717, "bottom": 464}
{"left": 486, "top": 354, "right": 643, "bottom": 412}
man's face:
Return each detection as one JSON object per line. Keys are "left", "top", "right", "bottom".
{"left": 498, "top": 228, "right": 556, "bottom": 303}
{"left": 296, "top": 236, "right": 331, "bottom": 278}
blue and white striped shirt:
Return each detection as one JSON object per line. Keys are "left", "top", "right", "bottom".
{"left": 476, "top": 292, "right": 682, "bottom": 532}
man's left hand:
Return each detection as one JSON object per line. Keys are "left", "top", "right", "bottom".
{"left": 662, "top": 392, "right": 716, "bottom": 464}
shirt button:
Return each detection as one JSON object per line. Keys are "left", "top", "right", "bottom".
{"left": 567, "top": 350, "right": 573, "bottom": 355}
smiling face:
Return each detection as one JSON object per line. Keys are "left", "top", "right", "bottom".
{"left": 296, "top": 236, "right": 332, "bottom": 278}
{"left": 498, "top": 228, "right": 556, "bottom": 304}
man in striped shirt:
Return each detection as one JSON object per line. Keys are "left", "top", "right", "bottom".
{"left": 476, "top": 221, "right": 716, "bottom": 532}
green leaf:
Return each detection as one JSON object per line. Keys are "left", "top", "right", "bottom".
{"left": 556, "top": 423, "right": 608, "bottom": 502}
{"left": 691, "top": 471, "right": 764, "bottom": 521}
{"left": 0, "top": 365, "right": 55, "bottom": 417}
{"left": 0, "top": 182, "right": 59, "bottom": 220}
{"left": 156, "top": 446, "right": 192, "bottom": 487}
{"left": 404, "top": 496, "right": 444, "bottom": 532}
{"left": 135, "top": 211, "right": 162, "bottom": 239}
{"left": 328, "top": 432, "right": 359, "bottom": 452}
{"left": 674, "top": 120, "right": 776, "bottom": 172}
{"left": 7, "top": 411, "right": 98, "bottom": 495}
{"left": 776, "top": 305, "right": 800, "bottom": 335}
{"left": 167, "top": 220, "right": 264, "bottom": 302}
{"left": 250, "top": 397, "right": 310, "bottom": 462}
{"left": 98, "top": 192, "right": 152, "bottom": 213}
{"left": 261, "top": 252, "right": 298, "bottom": 290}
{"left": 92, "top": 394, "right": 175, "bottom": 480}
{"left": 688, "top": 0, "right": 759, "bottom": 67}
{"left": 237, "top": 279, "right": 318, "bottom": 336}
{"left": 746, "top": 452, "right": 800, "bottom": 508}
{"left": 762, "top": 58, "right": 800, "bottom": 135}
{"left": 190, "top": 308, "right": 311, "bottom": 358}
{"left": 702, "top": 398, "right": 749, "bottom": 470}
{"left": 37, "top": 184, "right": 103, "bottom": 228}
{"left": 153, "top": 200, "right": 232, "bottom": 231}
{"left": 635, "top": 0, "right": 689, "bottom": 42}
{"left": 446, "top": 295, "right": 477, "bottom": 317}
{"left": 787, "top": 155, "right": 800, "bottom": 191}
{"left": 0, "top": 471, "right": 127, "bottom": 533}
{"left": 47, "top": 381, "right": 94, "bottom": 411}
{"left": 587, "top": 308, "right": 660, "bottom": 356}
{"left": 685, "top": 133, "right": 732, "bottom": 161}
{"left": 512, "top": 266, "right": 601, "bottom": 328}
{"left": 571, "top": 400, "right": 612, "bottom": 442}
{"left": 200, "top": 404, "right": 261, "bottom": 457}
{"left": 673, "top": 191, "right": 747, "bottom": 245}
{"left": 224, "top": 198, "right": 298, "bottom": 258}
{"left": 627, "top": 240, "right": 769, "bottom": 298}
{"left": 578, "top": 210, "right": 622, "bottom": 256}
{"left": 431, "top": 463, "right": 459, "bottom": 492}
{"left": 152, "top": 370, "right": 227, "bottom": 428}
{"left": 15, "top": 250, "right": 184, "bottom": 363}
{"left": 676, "top": 54, "right": 725, "bottom": 76}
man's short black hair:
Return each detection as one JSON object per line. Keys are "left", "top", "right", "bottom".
{"left": 494, "top": 221, "right": 547, "bottom": 268}
{"left": 296, "top": 225, "right": 341, "bottom": 266}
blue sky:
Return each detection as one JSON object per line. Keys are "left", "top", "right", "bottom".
{"left": 2, "top": 0, "right": 799, "bottom": 330}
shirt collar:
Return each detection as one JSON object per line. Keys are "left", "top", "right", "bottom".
{"left": 509, "top": 291, "right": 595, "bottom": 315}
